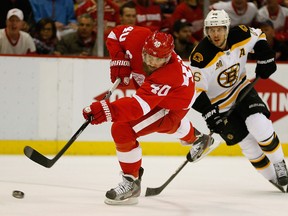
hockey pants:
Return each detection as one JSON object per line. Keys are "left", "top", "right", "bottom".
{"left": 111, "top": 107, "right": 197, "bottom": 177}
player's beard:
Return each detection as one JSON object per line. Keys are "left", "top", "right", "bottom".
{"left": 142, "top": 62, "right": 156, "bottom": 76}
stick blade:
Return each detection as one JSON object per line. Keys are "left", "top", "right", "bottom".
{"left": 145, "top": 187, "right": 163, "bottom": 197}
{"left": 24, "top": 146, "right": 53, "bottom": 168}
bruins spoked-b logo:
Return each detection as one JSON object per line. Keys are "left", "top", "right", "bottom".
{"left": 192, "top": 52, "right": 203, "bottom": 63}
{"left": 218, "top": 63, "right": 240, "bottom": 88}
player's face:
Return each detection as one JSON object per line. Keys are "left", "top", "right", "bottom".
{"left": 142, "top": 52, "right": 167, "bottom": 75}
{"left": 207, "top": 26, "right": 227, "bottom": 49}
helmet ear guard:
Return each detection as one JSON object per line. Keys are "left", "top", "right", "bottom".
{"left": 142, "top": 31, "right": 175, "bottom": 61}
{"left": 204, "top": 9, "right": 231, "bottom": 37}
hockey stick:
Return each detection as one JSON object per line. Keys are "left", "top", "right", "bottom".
{"left": 145, "top": 76, "right": 260, "bottom": 197}
{"left": 145, "top": 136, "right": 219, "bottom": 197}
{"left": 24, "top": 78, "right": 121, "bottom": 168}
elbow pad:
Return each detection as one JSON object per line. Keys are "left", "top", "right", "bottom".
{"left": 254, "top": 40, "right": 277, "bottom": 79}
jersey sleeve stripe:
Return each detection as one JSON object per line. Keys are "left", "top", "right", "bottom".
{"left": 132, "top": 108, "right": 169, "bottom": 133}
{"left": 133, "top": 94, "right": 151, "bottom": 115}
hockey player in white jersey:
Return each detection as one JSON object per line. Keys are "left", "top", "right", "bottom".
{"left": 189, "top": 10, "right": 288, "bottom": 191}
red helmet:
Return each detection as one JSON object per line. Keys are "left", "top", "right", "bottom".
{"left": 143, "top": 31, "right": 174, "bottom": 59}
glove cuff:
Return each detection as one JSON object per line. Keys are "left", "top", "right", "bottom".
{"left": 110, "top": 59, "right": 130, "bottom": 67}
{"left": 100, "top": 100, "right": 112, "bottom": 122}
{"left": 202, "top": 105, "right": 219, "bottom": 120}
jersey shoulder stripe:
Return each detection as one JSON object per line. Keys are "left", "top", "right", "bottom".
{"left": 189, "top": 37, "right": 221, "bottom": 68}
{"left": 190, "top": 25, "right": 253, "bottom": 69}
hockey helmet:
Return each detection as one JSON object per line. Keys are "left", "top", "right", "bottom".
{"left": 142, "top": 31, "right": 174, "bottom": 60}
{"left": 204, "top": 10, "right": 230, "bottom": 37}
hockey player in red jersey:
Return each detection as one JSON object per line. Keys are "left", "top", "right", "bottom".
{"left": 82, "top": 25, "right": 214, "bottom": 205}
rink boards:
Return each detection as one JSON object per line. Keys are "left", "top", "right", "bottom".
{"left": 0, "top": 56, "right": 287, "bottom": 155}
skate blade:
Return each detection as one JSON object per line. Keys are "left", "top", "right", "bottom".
{"left": 193, "top": 139, "right": 220, "bottom": 163}
{"left": 104, "top": 197, "right": 138, "bottom": 205}
{"left": 269, "top": 180, "right": 285, "bottom": 193}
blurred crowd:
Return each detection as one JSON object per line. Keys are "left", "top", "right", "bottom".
{"left": 0, "top": 0, "right": 288, "bottom": 60}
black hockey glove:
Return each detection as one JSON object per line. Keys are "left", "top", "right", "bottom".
{"left": 202, "top": 105, "right": 225, "bottom": 134}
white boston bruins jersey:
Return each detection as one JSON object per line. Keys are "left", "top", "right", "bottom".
{"left": 190, "top": 25, "right": 265, "bottom": 113}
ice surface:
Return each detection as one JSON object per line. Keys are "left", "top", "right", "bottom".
{"left": 0, "top": 155, "right": 287, "bottom": 216}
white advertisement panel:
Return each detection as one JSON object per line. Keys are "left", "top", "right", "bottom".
{"left": 0, "top": 56, "right": 287, "bottom": 144}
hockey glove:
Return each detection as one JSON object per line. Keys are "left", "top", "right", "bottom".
{"left": 110, "top": 52, "right": 131, "bottom": 85}
{"left": 83, "top": 100, "right": 112, "bottom": 125}
{"left": 202, "top": 105, "right": 225, "bottom": 134}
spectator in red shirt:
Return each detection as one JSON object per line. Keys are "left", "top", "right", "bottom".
{"left": 170, "top": 0, "right": 204, "bottom": 42}
{"left": 119, "top": 1, "right": 137, "bottom": 25}
{"left": 134, "top": 0, "right": 169, "bottom": 32}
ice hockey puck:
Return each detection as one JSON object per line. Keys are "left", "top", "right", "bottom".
{"left": 12, "top": 190, "right": 24, "bottom": 199}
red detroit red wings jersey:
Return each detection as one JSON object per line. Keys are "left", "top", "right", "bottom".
{"left": 136, "top": 52, "right": 195, "bottom": 110}
{"left": 106, "top": 26, "right": 196, "bottom": 122}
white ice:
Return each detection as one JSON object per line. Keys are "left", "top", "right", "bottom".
{"left": 0, "top": 155, "right": 287, "bottom": 216}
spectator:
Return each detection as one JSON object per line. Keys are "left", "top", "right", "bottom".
{"left": 210, "top": 0, "right": 258, "bottom": 27}
{"left": 134, "top": 0, "right": 169, "bottom": 32}
{"left": 281, "top": 0, "right": 288, "bottom": 8}
{"left": 74, "top": 0, "right": 120, "bottom": 40}
{"left": 258, "top": 20, "right": 288, "bottom": 61}
{"left": 103, "top": 0, "right": 121, "bottom": 37}
{"left": 29, "top": 0, "right": 78, "bottom": 39}
{"left": 119, "top": 1, "right": 137, "bottom": 25}
{"left": 32, "top": 18, "right": 58, "bottom": 55}
{"left": 74, "top": 0, "right": 97, "bottom": 20}
{"left": 114, "top": 0, "right": 131, "bottom": 7}
{"left": 170, "top": 0, "right": 204, "bottom": 43}
{"left": 0, "top": 8, "right": 36, "bottom": 54}
{"left": 53, "top": 13, "right": 96, "bottom": 56}
{"left": 172, "top": 19, "right": 196, "bottom": 60}
{"left": 256, "top": 0, "right": 288, "bottom": 44}
{"left": 0, "top": 0, "right": 34, "bottom": 32}
{"left": 154, "top": 0, "right": 178, "bottom": 19}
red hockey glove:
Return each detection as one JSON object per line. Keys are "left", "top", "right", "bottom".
{"left": 83, "top": 100, "right": 112, "bottom": 125}
{"left": 110, "top": 52, "right": 131, "bottom": 86}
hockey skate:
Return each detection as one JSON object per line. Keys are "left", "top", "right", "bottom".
{"left": 105, "top": 167, "right": 144, "bottom": 205}
{"left": 273, "top": 160, "right": 288, "bottom": 186}
{"left": 186, "top": 130, "right": 219, "bottom": 163}
{"left": 269, "top": 179, "right": 285, "bottom": 193}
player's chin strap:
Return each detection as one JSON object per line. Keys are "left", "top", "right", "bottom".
{"left": 23, "top": 78, "right": 121, "bottom": 168}
{"left": 145, "top": 76, "right": 260, "bottom": 197}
